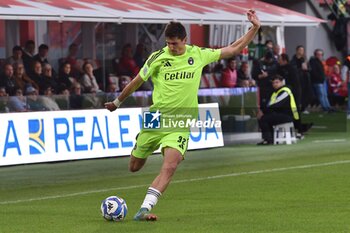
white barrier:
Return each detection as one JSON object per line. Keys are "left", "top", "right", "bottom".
{"left": 0, "top": 103, "right": 223, "bottom": 166}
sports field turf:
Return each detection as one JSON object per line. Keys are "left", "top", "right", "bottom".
{"left": 0, "top": 114, "right": 349, "bottom": 233}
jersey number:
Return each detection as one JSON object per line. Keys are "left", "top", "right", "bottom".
{"left": 177, "top": 136, "right": 187, "bottom": 150}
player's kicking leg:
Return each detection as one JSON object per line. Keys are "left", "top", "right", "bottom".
{"left": 129, "top": 155, "right": 147, "bottom": 172}
{"left": 129, "top": 155, "right": 158, "bottom": 221}
{"left": 133, "top": 147, "right": 183, "bottom": 221}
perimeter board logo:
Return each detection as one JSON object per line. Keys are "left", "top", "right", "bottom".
{"left": 143, "top": 110, "right": 161, "bottom": 129}
{"left": 28, "top": 119, "right": 45, "bottom": 154}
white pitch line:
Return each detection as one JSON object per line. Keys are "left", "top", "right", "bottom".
{"left": 1, "top": 160, "right": 350, "bottom": 205}
{"left": 312, "top": 139, "right": 347, "bottom": 143}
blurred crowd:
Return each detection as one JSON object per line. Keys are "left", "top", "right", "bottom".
{"left": 0, "top": 39, "right": 349, "bottom": 119}
{"left": 0, "top": 41, "right": 148, "bottom": 112}
{"left": 206, "top": 40, "right": 350, "bottom": 119}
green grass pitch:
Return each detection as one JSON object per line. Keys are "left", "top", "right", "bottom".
{"left": 0, "top": 115, "right": 349, "bottom": 233}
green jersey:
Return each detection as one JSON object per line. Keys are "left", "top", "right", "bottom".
{"left": 139, "top": 45, "right": 220, "bottom": 118}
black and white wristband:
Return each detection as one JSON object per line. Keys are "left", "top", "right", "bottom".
{"left": 112, "top": 98, "right": 122, "bottom": 107}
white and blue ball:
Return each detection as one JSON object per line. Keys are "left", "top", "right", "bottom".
{"left": 100, "top": 196, "right": 128, "bottom": 221}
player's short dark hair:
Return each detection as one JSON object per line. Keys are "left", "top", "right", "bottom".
{"left": 165, "top": 21, "right": 187, "bottom": 40}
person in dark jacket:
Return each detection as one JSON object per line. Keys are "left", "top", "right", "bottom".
{"left": 251, "top": 50, "right": 278, "bottom": 110}
{"left": 22, "top": 40, "right": 35, "bottom": 74}
{"left": 257, "top": 75, "right": 299, "bottom": 145}
{"left": 277, "top": 53, "right": 301, "bottom": 110}
{"left": 57, "top": 62, "right": 76, "bottom": 91}
{"left": 309, "top": 49, "right": 332, "bottom": 112}
{"left": 290, "top": 45, "right": 313, "bottom": 113}
{"left": 0, "top": 63, "right": 17, "bottom": 96}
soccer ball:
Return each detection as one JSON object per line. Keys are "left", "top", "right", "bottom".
{"left": 100, "top": 196, "right": 128, "bottom": 221}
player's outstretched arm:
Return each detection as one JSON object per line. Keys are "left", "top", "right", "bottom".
{"left": 220, "top": 9, "right": 261, "bottom": 60}
{"left": 104, "top": 75, "right": 145, "bottom": 112}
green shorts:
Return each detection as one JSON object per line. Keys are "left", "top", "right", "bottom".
{"left": 131, "top": 130, "right": 190, "bottom": 159}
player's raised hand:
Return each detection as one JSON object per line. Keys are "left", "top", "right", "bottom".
{"left": 104, "top": 102, "right": 118, "bottom": 112}
{"left": 247, "top": 9, "right": 260, "bottom": 28}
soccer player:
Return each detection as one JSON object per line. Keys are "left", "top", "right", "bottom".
{"left": 105, "top": 9, "right": 260, "bottom": 221}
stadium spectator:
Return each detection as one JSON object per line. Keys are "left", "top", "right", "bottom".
{"left": 263, "top": 40, "right": 274, "bottom": 57}
{"left": 278, "top": 54, "right": 313, "bottom": 135}
{"left": 6, "top": 45, "right": 23, "bottom": 66}
{"left": 0, "top": 86, "right": 9, "bottom": 112}
{"left": 132, "top": 43, "right": 152, "bottom": 91}
{"left": 328, "top": 63, "right": 347, "bottom": 106}
{"left": 200, "top": 65, "right": 211, "bottom": 88}
{"left": 265, "top": 40, "right": 273, "bottom": 50}
{"left": 0, "top": 86, "right": 6, "bottom": 96}
{"left": 34, "top": 44, "right": 57, "bottom": 81}
{"left": 39, "top": 86, "right": 60, "bottom": 111}
{"left": 118, "top": 76, "right": 131, "bottom": 91}
{"left": 221, "top": 57, "right": 238, "bottom": 87}
{"left": 83, "top": 88, "right": 102, "bottom": 109}
{"left": 257, "top": 75, "right": 300, "bottom": 145}
{"left": 114, "top": 76, "right": 139, "bottom": 107}
{"left": 59, "top": 43, "right": 83, "bottom": 78}
{"left": 341, "top": 55, "right": 350, "bottom": 81}
{"left": 40, "top": 63, "right": 58, "bottom": 94}
{"left": 0, "top": 63, "right": 17, "bottom": 96}
{"left": 28, "top": 60, "right": 43, "bottom": 93}
{"left": 117, "top": 43, "right": 140, "bottom": 78}
{"left": 213, "top": 61, "right": 224, "bottom": 74}
{"left": 273, "top": 44, "right": 281, "bottom": 61}
{"left": 133, "top": 43, "right": 146, "bottom": 68}
{"left": 69, "top": 83, "right": 84, "bottom": 109}
{"left": 26, "top": 86, "right": 47, "bottom": 111}
{"left": 200, "top": 65, "right": 220, "bottom": 88}
{"left": 290, "top": 45, "right": 313, "bottom": 113}
{"left": 33, "top": 44, "right": 50, "bottom": 65}
{"left": 324, "top": 56, "right": 340, "bottom": 77}
{"left": 22, "top": 40, "right": 35, "bottom": 74}
{"left": 251, "top": 50, "right": 278, "bottom": 109}
{"left": 55, "top": 86, "right": 70, "bottom": 110}
{"left": 107, "top": 82, "right": 118, "bottom": 93}
{"left": 237, "top": 61, "right": 256, "bottom": 87}
{"left": 7, "top": 87, "right": 27, "bottom": 112}
{"left": 13, "top": 62, "right": 39, "bottom": 92}
{"left": 80, "top": 61, "right": 100, "bottom": 93}
{"left": 57, "top": 62, "right": 76, "bottom": 91}
{"left": 104, "top": 9, "right": 260, "bottom": 221}
{"left": 277, "top": 53, "right": 301, "bottom": 109}
{"left": 309, "top": 49, "right": 333, "bottom": 112}
{"left": 340, "top": 55, "right": 350, "bottom": 119}
{"left": 89, "top": 58, "right": 103, "bottom": 89}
